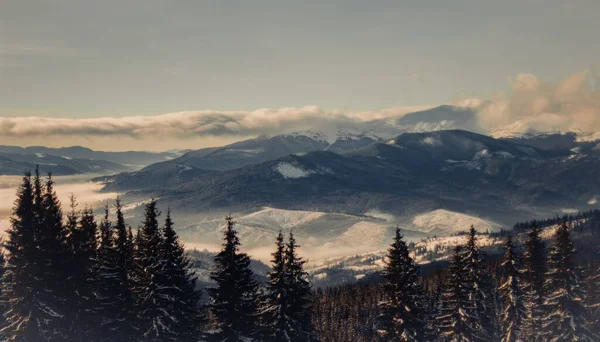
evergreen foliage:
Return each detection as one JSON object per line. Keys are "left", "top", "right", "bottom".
{"left": 283, "top": 231, "right": 315, "bottom": 341}
{"left": 378, "top": 227, "right": 425, "bottom": 341}
{"left": 499, "top": 234, "right": 526, "bottom": 342}
{"left": 208, "top": 216, "right": 259, "bottom": 341}
{"left": 521, "top": 222, "right": 547, "bottom": 341}
{"left": 463, "top": 225, "right": 498, "bottom": 340}
{"left": 542, "top": 223, "right": 598, "bottom": 341}
{"left": 157, "top": 209, "right": 203, "bottom": 341}
{"left": 437, "top": 246, "right": 484, "bottom": 342}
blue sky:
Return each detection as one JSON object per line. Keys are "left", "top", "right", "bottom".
{"left": 0, "top": 0, "right": 599, "bottom": 150}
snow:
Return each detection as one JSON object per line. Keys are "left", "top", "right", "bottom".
{"left": 274, "top": 162, "right": 314, "bottom": 179}
{"left": 283, "top": 130, "right": 330, "bottom": 144}
{"left": 224, "top": 148, "right": 265, "bottom": 155}
{"left": 411, "top": 209, "right": 501, "bottom": 235}
{"left": 422, "top": 137, "right": 442, "bottom": 146}
{"left": 177, "top": 164, "right": 193, "bottom": 174}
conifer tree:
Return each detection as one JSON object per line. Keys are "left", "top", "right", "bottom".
{"left": 463, "top": 225, "right": 498, "bottom": 340}
{"left": 499, "top": 234, "right": 526, "bottom": 342}
{"left": 542, "top": 223, "right": 598, "bottom": 341}
{"left": 521, "top": 222, "right": 546, "bottom": 341}
{"left": 437, "top": 246, "right": 483, "bottom": 342}
{"left": 65, "top": 199, "right": 98, "bottom": 341}
{"left": 133, "top": 199, "right": 176, "bottom": 341}
{"left": 262, "top": 231, "right": 288, "bottom": 340}
{"left": 37, "top": 174, "right": 70, "bottom": 339}
{"left": 284, "top": 231, "right": 315, "bottom": 341}
{"left": 157, "top": 209, "right": 203, "bottom": 341}
{"left": 111, "top": 198, "right": 136, "bottom": 339}
{"left": 379, "top": 227, "right": 425, "bottom": 341}
{"left": 94, "top": 204, "right": 131, "bottom": 341}
{"left": 0, "top": 172, "right": 43, "bottom": 341}
{"left": 208, "top": 216, "right": 259, "bottom": 341}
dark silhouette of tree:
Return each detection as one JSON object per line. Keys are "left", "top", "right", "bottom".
{"left": 378, "top": 227, "right": 425, "bottom": 341}
{"left": 208, "top": 216, "right": 259, "bottom": 341}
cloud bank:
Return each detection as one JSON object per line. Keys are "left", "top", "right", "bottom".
{"left": 2, "top": 70, "right": 599, "bottom": 151}
{"left": 472, "top": 71, "right": 600, "bottom": 136}
{"left": 0, "top": 106, "right": 431, "bottom": 139}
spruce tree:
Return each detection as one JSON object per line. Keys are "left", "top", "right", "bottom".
{"left": 437, "top": 246, "right": 483, "bottom": 342}
{"left": 157, "top": 209, "right": 203, "bottom": 341}
{"left": 1, "top": 172, "right": 44, "bottom": 341}
{"left": 132, "top": 199, "right": 174, "bottom": 341}
{"left": 37, "top": 174, "right": 70, "bottom": 339}
{"left": 283, "top": 231, "right": 315, "bottom": 341}
{"left": 463, "top": 225, "right": 498, "bottom": 340}
{"left": 499, "top": 234, "right": 526, "bottom": 342}
{"left": 208, "top": 216, "right": 259, "bottom": 341}
{"left": 521, "top": 222, "right": 546, "bottom": 341}
{"left": 65, "top": 199, "right": 98, "bottom": 341}
{"left": 94, "top": 204, "right": 131, "bottom": 341}
{"left": 111, "top": 198, "right": 136, "bottom": 339}
{"left": 542, "top": 222, "right": 598, "bottom": 341}
{"left": 262, "top": 231, "right": 288, "bottom": 340}
{"left": 379, "top": 227, "right": 425, "bottom": 341}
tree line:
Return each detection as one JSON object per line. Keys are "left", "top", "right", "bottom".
{"left": 315, "top": 223, "right": 600, "bottom": 341}
{"left": 0, "top": 171, "right": 314, "bottom": 341}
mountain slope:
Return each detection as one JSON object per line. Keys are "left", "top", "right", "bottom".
{"left": 104, "top": 130, "right": 597, "bottom": 226}
{"left": 0, "top": 145, "right": 183, "bottom": 168}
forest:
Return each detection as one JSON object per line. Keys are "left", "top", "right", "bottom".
{"left": 0, "top": 170, "right": 599, "bottom": 342}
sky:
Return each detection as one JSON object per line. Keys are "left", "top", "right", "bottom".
{"left": 1, "top": 0, "right": 600, "bottom": 151}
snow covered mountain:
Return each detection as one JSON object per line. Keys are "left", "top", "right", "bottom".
{"left": 104, "top": 129, "right": 600, "bottom": 230}
{"left": 98, "top": 105, "right": 481, "bottom": 188}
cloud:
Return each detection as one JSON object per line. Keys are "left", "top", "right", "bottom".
{"left": 0, "top": 105, "right": 433, "bottom": 141}
{"left": 468, "top": 70, "right": 600, "bottom": 136}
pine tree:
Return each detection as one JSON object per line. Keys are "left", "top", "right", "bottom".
{"left": 284, "top": 231, "right": 315, "bottom": 341}
{"left": 65, "top": 199, "right": 99, "bottom": 341}
{"left": 36, "top": 174, "right": 70, "bottom": 339}
{"left": 208, "top": 216, "right": 259, "bottom": 341}
{"left": 157, "top": 209, "right": 203, "bottom": 341}
{"left": 499, "top": 234, "right": 526, "bottom": 342}
{"left": 133, "top": 199, "right": 176, "bottom": 341}
{"left": 262, "top": 231, "right": 288, "bottom": 340}
{"left": 542, "top": 222, "right": 598, "bottom": 341}
{"left": 1, "top": 172, "right": 43, "bottom": 341}
{"left": 94, "top": 204, "right": 132, "bottom": 341}
{"left": 111, "top": 197, "right": 136, "bottom": 339}
{"left": 463, "top": 225, "right": 498, "bottom": 340}
{"left": 521, "top": 222, "right": 546, "bottom": 341}
{"left": 378, "top": 227, "right": 425, "bottom": 341}
{"left": 437, "top": 246, "right": 483, "bottom": 342}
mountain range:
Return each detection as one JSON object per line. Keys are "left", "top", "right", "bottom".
{"left": 95, "top": 106, "right": 600, "bottom": 230}
{"left": 0, "top": 145, "right": 185, "bottom": 176}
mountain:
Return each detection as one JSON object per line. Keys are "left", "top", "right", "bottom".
{"left": 102, "top": 130, "right": 600, "bottom": 228}
{"left": 94, "top": 162, "right": 211, "bottom": 192}
{"left": 0, "top": 152, "right": 131, "bottom": 175}
{"left": 0, "top": 145, "right": 183, "bottom": 169}
{"left": 499, "top": 131, "right": 600, "bottom": 158}
{"left": 364, "top": 105, "right": 480, "bottom": 135}
{"left": 98, "top": 105, "right": 481, "bottom": 189}
{"left": 0, "top": 154, "right": 78, "bottom": 176}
